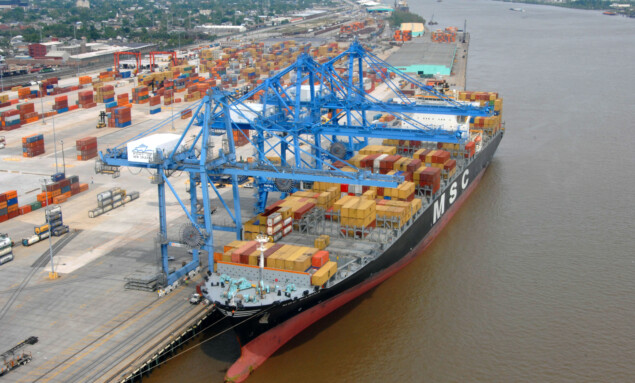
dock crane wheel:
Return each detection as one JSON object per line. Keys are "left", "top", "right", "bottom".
{"left": 329, "top": 142, "right": 347, "bottom": 160}
{"left": 274, "top": 178, "right": 295, "bottom": 193}
{"left": 180, "top": 224, "right": 204, "bottom": 248}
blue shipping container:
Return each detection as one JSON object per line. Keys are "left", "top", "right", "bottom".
{"left": 51, "top": 172, "right": 65, "bottom": 182}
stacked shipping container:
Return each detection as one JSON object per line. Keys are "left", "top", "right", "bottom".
{"left": 76, "top": 136, "right": 98, "bottom": 160}
{"left": 36, "top": 174, "right": 88, "bottom": 206}
{"left": 53, "top": 95, "right": 69, "bottom": 113}
{"left": 113, "top": 106, "right": 132, "bottom": 128}
{"left": 22, "top": 134, "right": 44, "bottom": 157}
{"left": 95, "top": 85, "right": 115, "bottom": 103}
{"left": 132, "top": 86, "right": 149, "bottom": 104}
{"left": 2, "top": 110, "right": 22, "bottom": 130}
{"left": 0, "top": 190, "right": 18, "bottom": 222}
{"left": 149, "top": 95, "right": 161, "bottom": 114}
{"left": 78, "top": 90, "right": 97, "bottom": 109}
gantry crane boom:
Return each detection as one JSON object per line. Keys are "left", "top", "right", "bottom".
{"left": 98, "top": 42, "right": 494, "bottom": 285}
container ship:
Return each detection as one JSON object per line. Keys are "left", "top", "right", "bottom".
{"left": 201, "top": 94, "right": 504, "bottom": 380}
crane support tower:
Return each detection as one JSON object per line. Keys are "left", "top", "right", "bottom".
{"left": 114, "top": 51, "right": 141, "bottom": 75}
{"left": 149, "top": 51, "right": 177, "bottom": 72}
{"left": 97, "top": 41, "right": 494, "bottom": 286}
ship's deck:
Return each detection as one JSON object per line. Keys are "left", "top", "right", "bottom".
{"left": 204, "top": 131, "right": 500, "bottom": 311}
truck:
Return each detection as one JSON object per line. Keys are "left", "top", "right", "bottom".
{"left": 0, "top": 336, "right": 38, "bottom": 376}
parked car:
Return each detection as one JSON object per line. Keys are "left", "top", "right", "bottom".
{"left": 189, "top": 293, "right": 202, "bottom": 305}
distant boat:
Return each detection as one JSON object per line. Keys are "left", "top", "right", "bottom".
{"left": 509, "top": 7, "right": 525, "bottom": 12}
{"left": 428, "top": 13, "right": 438, "bottom": 25}
{"left": 602, "top": 11, "right": 617, "bottom": 16}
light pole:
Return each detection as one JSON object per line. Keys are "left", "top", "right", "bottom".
{"left": 60, "top": 139, "right": 66, "bottom": 175}
{"left": 37, "top": 74, "right": 45, "bottom": 125}
{"left": 75, "top": 22, "right": 82, "bottom": 78}
{"left": 52, "top": 114, "right": 58, "bottom": 174}
{"left": 41, "top": 178, "right": 56, "bottom": 278}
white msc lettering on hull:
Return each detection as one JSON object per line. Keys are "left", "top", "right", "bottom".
{"left": 462, "top": 169, "right": 470, "bottom": 189}
{"left": 433, "top": 169, "right": 470, "bottom": 224}
{"left": 449, "top": 182, "right": 458, "bottom": 204}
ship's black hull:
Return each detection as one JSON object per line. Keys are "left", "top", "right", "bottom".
{"left": 216, "top": 131, "right": 503, "bottom": 382}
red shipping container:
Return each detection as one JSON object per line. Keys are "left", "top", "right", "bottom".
{"left": 407, "top": 159, "right": 422, "bottom": 173}
{"left": 293, "top": 202, "right": 315, "bottom": 220}
{"left": 264, "top": 243, "right": 284, "bottom": 258}
{"left": 443, "top": 159, "right": 457, "bottom": 171}
{"left": 311, "top": 250, "right": 329, "bottom": 268}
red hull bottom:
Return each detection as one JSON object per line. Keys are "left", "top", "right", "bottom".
{"left": 225, "top": 168, "right": 488, "bottom": 382}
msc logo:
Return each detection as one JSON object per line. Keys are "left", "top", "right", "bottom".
{"left": 433, "top": 169, "right": 470, "bottom": 224}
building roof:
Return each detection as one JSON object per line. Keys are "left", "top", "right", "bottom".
{"left": 41, "top": 41, "right": 63, "bottom": 47}
{"left": 366, "top": 6, "right": 394, "bottom": 12}
{"left": 290, "top": 10, "right": 328, "bottom": 18}
{"left": 70, "top": 47, "right": 122, "bottom": 59}
{"left": 45, "top": 51, "right": 69, "bottom": 59}
{"left": 401, "top": 23, "right": 424, "bottom": 33}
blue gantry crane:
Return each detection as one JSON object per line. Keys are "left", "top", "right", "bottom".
{"left": 97, "top": 42, "right": 493, "bottom": 285}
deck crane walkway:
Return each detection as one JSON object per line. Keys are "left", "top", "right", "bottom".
{"left": 97, "top": 42, "right": 493, "bottom": 286}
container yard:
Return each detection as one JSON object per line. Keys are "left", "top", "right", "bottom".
{"left": 0, "top": 5, "right": 485, "bottom": 381}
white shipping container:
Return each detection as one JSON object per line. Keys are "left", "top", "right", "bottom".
{"left": 374, "top": 154, "right": 388, "bottom": 171}
{"left": 127, "top": 134, "right": 184, "bottom": 163}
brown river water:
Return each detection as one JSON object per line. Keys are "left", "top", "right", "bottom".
{"left": 148, "top": 1, "right": 635, "bottom": 381}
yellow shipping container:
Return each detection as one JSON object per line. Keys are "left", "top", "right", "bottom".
{"left": 362, "top": 189, "right": 377, "bottom": 200}
{"left": 311, "top": 261, "right": 338, "bottom": 286}
{"left": 284, "top": 247, "right": 310, "bottom": 270}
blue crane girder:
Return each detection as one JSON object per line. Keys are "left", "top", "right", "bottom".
{"left": 98, "top": 40, "right": 493, "bottom": 283}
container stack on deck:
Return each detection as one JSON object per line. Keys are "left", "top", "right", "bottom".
{"left": 22, "top": 134, "right": 44, "bottom": 157}
{"left": 76, "top": 136, "right": 98, "bottom": 160}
